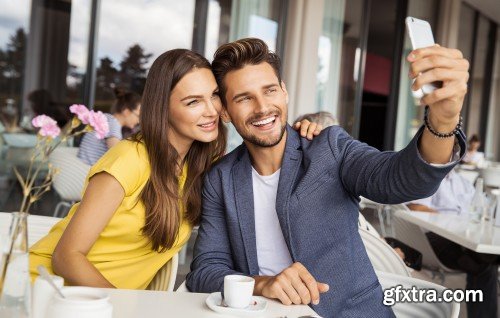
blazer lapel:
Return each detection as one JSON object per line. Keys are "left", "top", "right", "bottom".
{"left": 276, "top": 125, "right": 303, "bottom": 260}
{"left": 232, "top": 148, "right": 259, "bottom": 276}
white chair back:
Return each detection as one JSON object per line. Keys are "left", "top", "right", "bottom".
{"left": 392, "top": 209, "right": 456, "bottom": 272}
{"left": 147, "top": 253, "right": 179, "bottom": 292}
{"left": 481, "top": 167, "right": 500, "bottom": 188}
{"left": 359, "top": 227, "right": 411, "bottom": 277}
{"left": 0, "top": 212, "right": 61, "bottom": 247}
{"left": 456, "top": 168, "right": 479, "bottom": 184}
{"left": 49, "top": 147, "right": 90, "bottom": 202}
{"left": 377, "top": 271, "right": 460, "bottom": 318}
{"left": 358, "top": 213, "right": 381, "bottom": 237}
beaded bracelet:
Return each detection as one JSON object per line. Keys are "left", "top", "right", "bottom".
{"left": 423, "top": 106, "right": 463, "bottom": 138}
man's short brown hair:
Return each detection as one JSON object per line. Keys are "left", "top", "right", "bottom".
{"left": 211, "top": 38, "right": 282, "bottom": 105}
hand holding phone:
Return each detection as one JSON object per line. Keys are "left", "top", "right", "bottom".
{"left": 405, "top": 17, "right": 442, "bottom": 99}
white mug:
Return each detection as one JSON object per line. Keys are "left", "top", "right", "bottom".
{"left": 46, "top": 286, "right": 112, "bottom": 318}
{"left": 32, "top": 274, "right": 64, "bottom": 318}
{"left": 223, "top": 275, "right": 255, "bottom": 309}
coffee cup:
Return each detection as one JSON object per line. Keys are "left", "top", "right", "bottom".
{"left": 223, "top": 275, "right": 255, "bottom": 309}
{"left": 32, "top": 274, "right": 64, "bottom": 318}
{"left": 45, "top": 286, "right": 112, "bottom": 318}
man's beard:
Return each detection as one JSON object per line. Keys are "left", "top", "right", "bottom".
{"left": 240, "top": 120, "right": 287, "bottom": 147}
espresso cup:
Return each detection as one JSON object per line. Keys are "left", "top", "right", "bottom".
{"left": 32, "top": 274, "right": 64, "bottom": 318}
{"left": 223, "top": 275, "right": 255, "bottom": 309}
{"left": 46, "top": 286, "right": 112, "bottom": 318}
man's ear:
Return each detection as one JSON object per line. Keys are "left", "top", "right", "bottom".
{"left": 220, "top": 108, "right": 231, "bottom": 123}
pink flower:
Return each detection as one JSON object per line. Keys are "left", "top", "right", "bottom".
{"left": 69, "top": 104, "right": 90, "bottom": 124}
{"left": 87, "top": 111, "right": 109, "bottom": 139}
{"left": 32, "top": 115, "right": 57, "bottom": 128}
{"left": 31, "top": 115, "right": 61, "bottom": 138}
{"left": 39, "top": 124, "right": 61, "bottom": 138}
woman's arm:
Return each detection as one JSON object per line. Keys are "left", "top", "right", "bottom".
{"left": 52, "top": 172, "right": 125, "bottom": 288}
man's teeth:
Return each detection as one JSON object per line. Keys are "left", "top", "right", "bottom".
{"left": 252, "top": 116, "right": 275, "bottom": 126}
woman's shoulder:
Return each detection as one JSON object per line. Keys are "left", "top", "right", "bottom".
{"left": 91, "top": 139, "right": 149, "bottom": 176}
{"left": 89, "top": 139, "right": 150, "bottom": 195}
{"left": 106, "top": 139, "right": 147, "bottom": 159}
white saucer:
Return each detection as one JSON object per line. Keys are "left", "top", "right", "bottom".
{"left": 205, "top": 292, "right": 267, "bottom": 317}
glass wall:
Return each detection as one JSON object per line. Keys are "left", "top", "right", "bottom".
{"left": 358, "top": 0, "right": 401, "bottom": 150}
{"left": 94, "top": 0, "right": 195, "bottom": 112}
{"left": 315, "top": 0, "right": 363, "bottom": 135}
{"left": 0, "top": 0, "right": 222, "bottom": 214}
{"left": 485, "top": 27, "right": 500, "bottom": 161}
{"left": 394, "top": 0, "right": 439, "bottom": 150}
{"left": 226, "top": 0, "right": 286, "bottom": 151}
{"left": 204, "top": 0, "right": 222, "bottom": 60}
{"left": 456, "top": 4, "right": 475, "bottom": 124}
{"left": 0, "top": 0, "right": 31, "bottom": 132}
{"left": 466, "top": 15, "right": 489, "bottom": 139}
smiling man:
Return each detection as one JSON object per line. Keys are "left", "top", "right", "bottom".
{"left": 186, "top": 38, "right": 469, "bottom": 317}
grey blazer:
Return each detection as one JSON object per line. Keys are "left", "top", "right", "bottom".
{"left": 187, "top": 124, "right": 465, "bottom": 318}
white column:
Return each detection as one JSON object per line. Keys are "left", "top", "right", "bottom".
{"left": 282, "top": 0, "right": 324, "bottom": 121}
{"left": 435, "top": 0, "right": 461, "bottom": 48}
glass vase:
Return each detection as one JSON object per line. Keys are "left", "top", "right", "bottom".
{"left": 0, "top": 212, "right": 31, "bottom": 318}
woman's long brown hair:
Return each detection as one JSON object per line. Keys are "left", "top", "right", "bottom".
{"left": 132, "top": 49, "right": 226, "bottom": 252}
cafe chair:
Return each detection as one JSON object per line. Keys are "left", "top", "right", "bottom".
{"left": 0, "top": 212, "right": 61, "bottom": 247}
{"left": 456, "top": 166, "right": 479, "bottom": 184}
{"left": 359, "top": 227, "right": 411, "bottom": 277}
{"left": 481, "top": 166, "right": 500, "bottom": 188}
{"left": 358, "top": 212, "right": 381, "bottom": 236}
{"left": 27, "top": 214, "right": 62, "bottom": 246}
{"left": 147, "top": 253, "right": 179, "bottom": 292}
{"left": 359, "top": 197, "right": 389, "bottom": 236}
{"left": 392, "top": 208, "right": 462, "bottom": 283}
{"left": 377, "top": 271, "right": 460, "bottom": 318}
{"left": 49, "top": 147, "right": 90, "bottom": 217}
{"left": 176, "top": 280, "right": 189, "bottom": 292}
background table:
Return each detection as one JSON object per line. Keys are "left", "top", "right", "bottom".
{"left": 105, "top": 289, "right": 320, "bottom": 318}
{"left": 394, "top": 210, "right": 500, "bottom": 254}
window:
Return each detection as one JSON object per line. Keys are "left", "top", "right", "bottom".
{"left": 226, "top": 0, "right": 286, "bottom": 151}
{"left": 94, "top": 0, "right": 196, "bottom": 112}
{"left": 315, "top": 0, "right": 363, "bottom": 135}
{"left": 394, "top": 0, "right": 439, "bottom": 150}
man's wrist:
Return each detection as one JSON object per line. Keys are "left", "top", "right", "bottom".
{"left": 428, "top": 111, "right": 460, "bottom": 132}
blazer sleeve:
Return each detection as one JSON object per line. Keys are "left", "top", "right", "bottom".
{"left": 329, "top": 125, "right": 466, "bottom": 204}
{"left": 186, "top": 170, "right": 240, "bottom": 293}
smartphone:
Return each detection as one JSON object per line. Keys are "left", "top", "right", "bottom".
{"left": 405, "top": 17, "right": 441, "bottom": 98}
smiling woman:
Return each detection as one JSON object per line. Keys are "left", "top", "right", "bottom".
{"left": 28, "top": 49, "right": 227, "bottom": 289}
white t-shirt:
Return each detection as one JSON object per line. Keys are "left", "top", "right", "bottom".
{"left": 252, "top": 167, "right": 293, "bottom": 276}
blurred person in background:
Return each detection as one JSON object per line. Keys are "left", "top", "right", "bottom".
{"left": 407, "top": 169, "right": 498, "bottom": 318}
{"left": 462, "top": 134, "right": 485, "bottom": 166}
{"left": 77, "top": 88, "right": 141, "bottom": 165}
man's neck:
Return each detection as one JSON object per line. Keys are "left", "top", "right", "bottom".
{"left": 246, "top": 130, "right": 287, "bottom": 176}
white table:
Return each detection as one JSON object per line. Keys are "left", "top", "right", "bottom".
{"left": 105, "top": 288, "right": 319, "bottom": 318}
{"left": 394, "top": 210, "right": 500, "bottom": 254}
